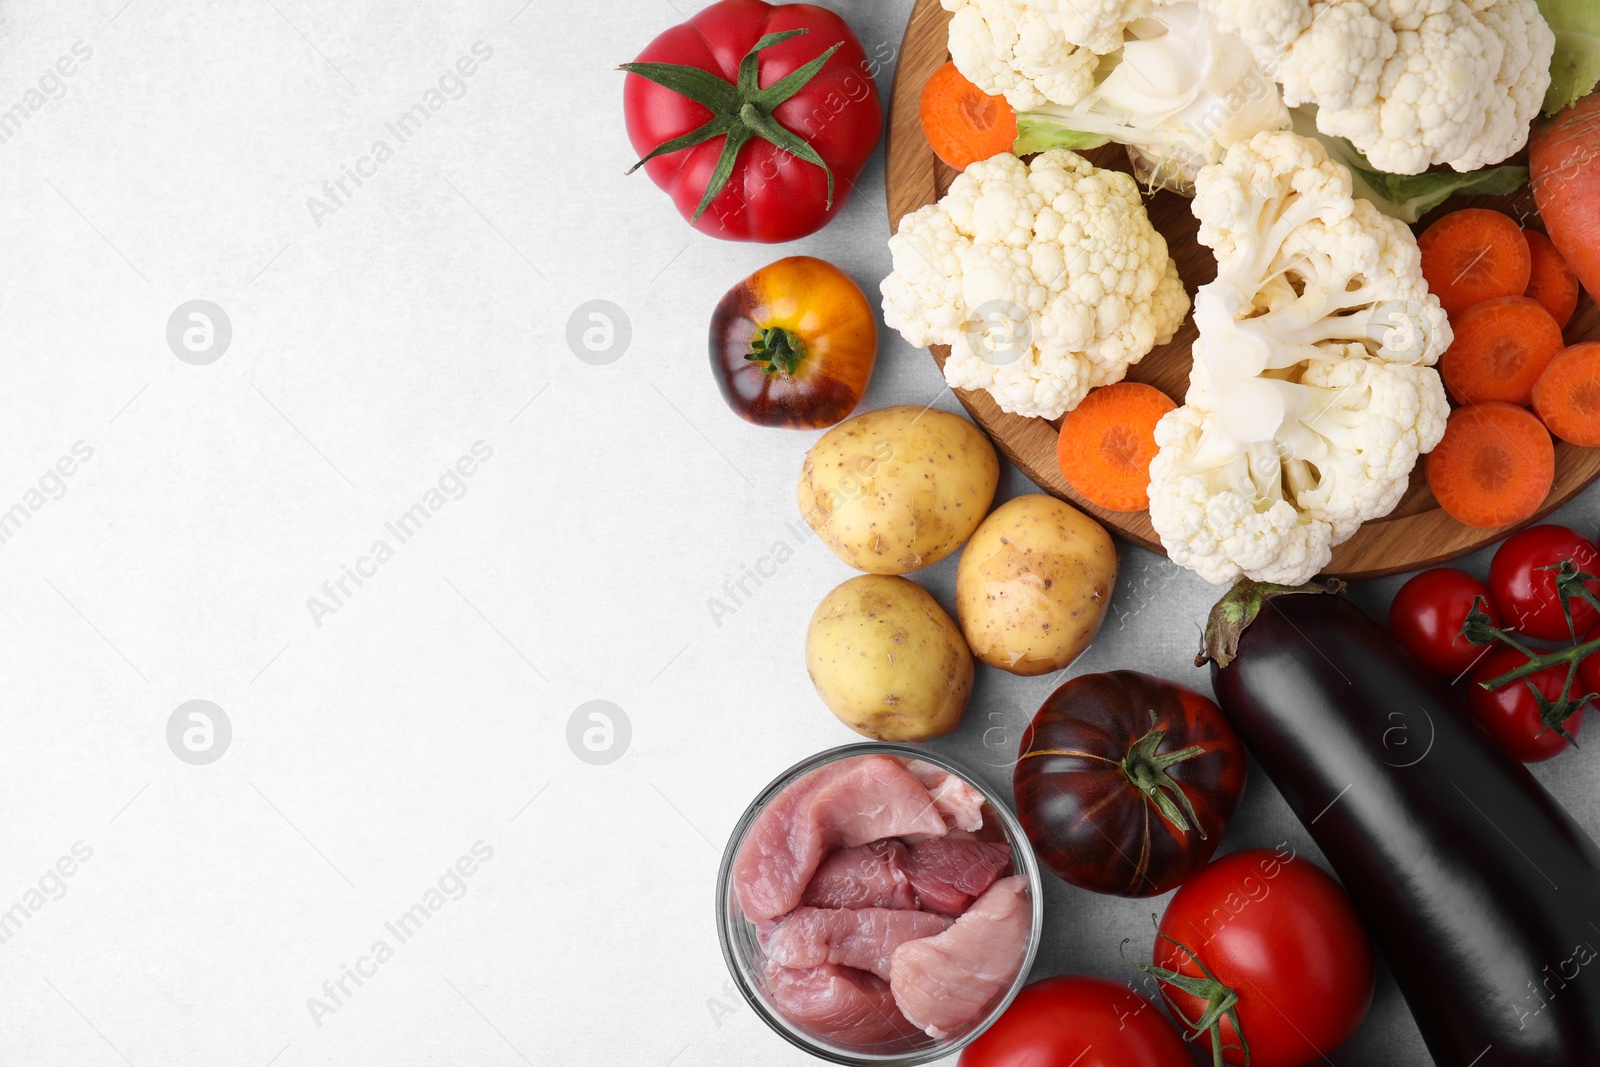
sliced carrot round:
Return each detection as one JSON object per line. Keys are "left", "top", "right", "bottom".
{"left": 1426, "top": 402, "right": 1555, "bottom": 529}
{"left": 1438, "top": 296, "right": 1564, "bottom": 406}
{"left": 1533, "top": 342, "right": 1600, "bottom": 447}
{"left": 1056, "top": 382, "right": 1176, "bottom": 512}
{"left": 1419, "top": 209, "right": 1532, "bottom": 318}
{"left": 1523, "top": 229, "right": 1581, "bottom": 330}
{"left": 920, "top": 61, "right": 1017, "bottom": 171}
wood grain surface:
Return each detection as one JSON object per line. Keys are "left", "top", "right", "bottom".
{"left": 884, "top": 0, "right": 1600, "bottom": 578}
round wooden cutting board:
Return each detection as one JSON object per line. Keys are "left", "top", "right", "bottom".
{"left": 885, "top": 0, "right": 1600, "bottom": 578}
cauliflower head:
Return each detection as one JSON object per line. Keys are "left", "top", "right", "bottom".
{"left": 1212, "top": 0, "right": 1556, "bottom": 175}
{"left": 881, "top": 150, "right": 1189, "bottom": 421}
{"left": 1148, "top": 130, "right": 1451, "bottom": 586}
{"left": 941, "top": 0, "right": 1104, "bottom": 109}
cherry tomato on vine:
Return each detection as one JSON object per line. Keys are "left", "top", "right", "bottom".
{"left": 959, "top": 976, "right": 1190, "bottom": 1067}
{"left": 1466, "top": 645, "right": 1585, "bottom": 762}
{"left": 1488, "top": 525, "right": 1600, "bottom": 640}
{"left": 1389, "top": 568, "right": 1499, "bottom": 677}
{"left": 1140, "top": 848, "right": 1375, "bottom": 1067}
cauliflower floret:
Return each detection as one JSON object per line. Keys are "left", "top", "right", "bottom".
{"left": 882, "top": 151, "right": 1189, "bottom": 421}
{"left": 1149, "top": 405, "right": 1336, "bottom": 585}
{"left": 1225, "top": 0, "right": 1556, "bottom": 175}
{"left": 1149, "top": 130, "right": 1452, "bottom": 585}
{"left": 951, "top": 2, "right": 1291, "bottom": 194}
{"left": 943, "top": 0, "right": 1102, "bottom": 109}
{"left": 1149, "top": 355, "right": 1449, "bottom": 585}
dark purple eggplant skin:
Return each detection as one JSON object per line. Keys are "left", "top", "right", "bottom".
{"left": 1207, "top": 583, "right": 1600, "bottom": 1067}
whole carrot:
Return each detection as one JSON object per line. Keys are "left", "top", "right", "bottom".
{"left": 1531, "top": 92, "right": 1600, "bottom": 306}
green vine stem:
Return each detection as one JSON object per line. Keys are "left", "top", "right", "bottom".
{"left": 1121, "top": 920, "right": 1250, "bottom": 1067}
{"left": 1458, "top": 557, "right": 1600, "bottom": 736}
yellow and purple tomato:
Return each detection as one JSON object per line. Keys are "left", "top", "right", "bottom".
{"left": 709, "top": 256, "right": 877, "bottom": 429}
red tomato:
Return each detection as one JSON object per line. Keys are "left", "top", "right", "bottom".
{"left": 1150, "top": 848, "right": 1375, "bottom": 1067}
{"left": 1488, "top": 525, "right": 1600, "bottom": 640}
{"left": 1389, "top": 568, "right": 1499, "bottom": 677}
{"left": 1466, "top": 645, "right": 1584, "bottom": 762}
{"left": 959, "top": 976, "right": 1190, "bottom": 1067}
{"left": 621, "top": 0, "right": 882, "bottom": 242}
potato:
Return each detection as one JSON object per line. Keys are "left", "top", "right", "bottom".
{"left": 805, "top": 575, "right": 974, "bottom": 742}
{"left": 798, "top": 405, "right": 999, "bottom": 575}
{"left": 955, "top": 494, "right": 1117, "bottom": 676}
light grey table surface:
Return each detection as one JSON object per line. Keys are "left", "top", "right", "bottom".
{"left": 0, "top": 1, "right": 1593, "bottom": 1065}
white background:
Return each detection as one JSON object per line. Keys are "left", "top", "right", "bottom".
{"left": 0, "top": 0, "right": 1594, "bottom": 1064}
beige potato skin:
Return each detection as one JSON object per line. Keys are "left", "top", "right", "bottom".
{"left": 798, "top": 406, "right": 999, "bottom": 575}
{"left": 805, "top": 574, "right": 975, "bottom": 742}
{"left": 955, "top": 494, "right": 1117, "bottom": 676}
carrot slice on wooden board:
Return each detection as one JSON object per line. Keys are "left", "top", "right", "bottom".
{"left": 1055, "top": 382, "right": 1175, "bottom": 512}
{"left": 1438, "top": 296, "right": 1565, "bottom": 406}
{"left": 1531, "top": 93, "right": 1600, "bottom": 306}
{"left": 1418, "top": 209, "right": 1532, "bottom": 318}
{"left": 920, "top": 61, "right": 1017, "bottom": 171}
{"left": 1426, "top": 403, "right": 1555, "bottom": 529}
{"left": 1533, "top": 342, "right": 1600, "bottom": 447}
{"left": 1523, "top": 230, "right": 1581, "bottom": 329}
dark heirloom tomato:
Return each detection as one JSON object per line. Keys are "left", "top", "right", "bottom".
{"left": 709, "top": 256, "right": 876, "bottom": 428}
{"left": 1014, "top": 671, "right": 1245, "bottom": 897}
{"left": 621, "top": 0, "right": 882, "bottom": 243}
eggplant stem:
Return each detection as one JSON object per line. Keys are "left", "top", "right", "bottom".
{"left": 1201, "top": 578, "right": 1345, "bottom": 669}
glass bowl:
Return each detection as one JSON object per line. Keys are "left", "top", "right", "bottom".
{"left": 715, "top": 743, "right": 1043, "bottom": 1065}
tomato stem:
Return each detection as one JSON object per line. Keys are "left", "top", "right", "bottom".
{"left": 1121, "top": 710, "right": 1208, "bottom": 838}
{"left": 620, "top": 29, "right": 842, "bottom": 221}
{"left": 746, "top": 326, "right": 806, "bottom": 378}
{"left": 1121, "top": 924, "right": 1250, "bottom": 1067}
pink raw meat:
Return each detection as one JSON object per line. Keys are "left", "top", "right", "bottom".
{"left": 903, "top": 837, "right": 1013, "bottom": 916}
{"left": 889, "top": 875, "right": 1031, "bottom": 1039}
{"left": 733, "top": 755, "right": 947, "bottom": 922}
{"left": 764, "top": 963, "right": 921, "bottom": 1046}
{"left": 902, "top": 759, "right": 987, "bottom": 832}
{"left": 802, "top": 841, "right": 918, "bottom": 910}
{"left": 760, "top": 907, "right": 954, "bottom": 979}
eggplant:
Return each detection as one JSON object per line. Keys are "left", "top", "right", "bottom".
{"left": 1202, "top": 580, "right": 1600, "bottom": 1067}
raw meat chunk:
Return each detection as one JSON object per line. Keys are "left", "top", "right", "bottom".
{"left": 733, "top": 755, "right": 947, "bottom": 921}
{"left": 889, "top": 875, "right": 1031, "bottom": 1039}
{"left": 764, "top": 963, "right": 921, "bottom": 1046}
{"left": 761, "top": 907, "right": 954, "bottom": 979}
{"left": 802, "top": 841, "right": 917, "bottom": 911}
{"left": 903, "top": 758, "right": 987, "bottom": 832}
{"left": 903, "top": 838, "right": 1013, "bottom": 916}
